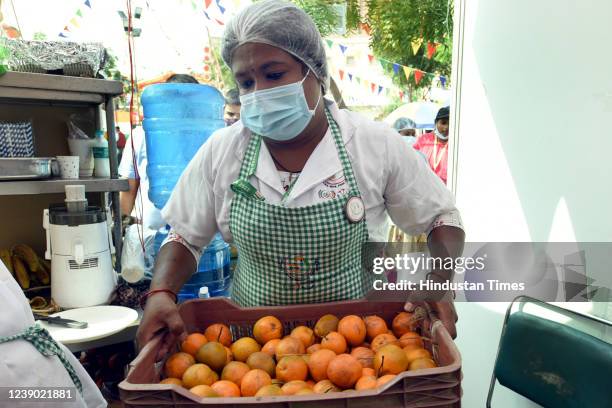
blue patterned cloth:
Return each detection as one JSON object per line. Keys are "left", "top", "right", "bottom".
{"left": 0, "top": 121, "right": 34, "bottom": 157}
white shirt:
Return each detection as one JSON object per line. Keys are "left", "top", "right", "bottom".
{"left": 0, "top": 262, "right": 107, "bottom": 408}
{"left": 162, "top": 100, "right": 463, "bottom": 253}
{"left": 118, "top": 127, "right": 165, "bottom": 231}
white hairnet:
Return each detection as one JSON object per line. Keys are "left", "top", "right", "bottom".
{"left": 221, "top": 0, "right": 329, "bottom": 91}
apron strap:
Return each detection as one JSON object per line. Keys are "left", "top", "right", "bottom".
{"left": 0, "top": 325, "right": 83, "bottom": 395}
{"left": 235, "top": 106, "right": 363, "bottom": 197}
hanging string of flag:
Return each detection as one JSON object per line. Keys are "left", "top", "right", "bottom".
{"left": 325, "top": 38, "right": 448, "bottom": 89}
{"left": 335, "top": 67, "right": 411, "bottom": 101}
{"left": 57, "top": 0, "right": 92, "bottom": 38}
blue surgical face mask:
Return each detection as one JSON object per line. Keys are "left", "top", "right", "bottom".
{"left": 239, "top": 70, "right": 322, "bottom": 141}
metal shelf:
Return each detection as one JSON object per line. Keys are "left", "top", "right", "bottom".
{"left": 0, "top": 177, "right": 129, "bottom": 196}
{"left": 0, "top": 72, "right": 123, "bottom": 105}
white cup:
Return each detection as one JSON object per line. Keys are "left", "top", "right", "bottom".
{"left": 57, "top": 156, "right": 80, "bottom": 180}
{"left": 67, "top": 138, "right": 94, "bottom": 177}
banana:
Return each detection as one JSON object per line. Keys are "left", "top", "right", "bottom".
{"left": 12, "top": 255, "right": 30, "bottom": 289}
{"left": 0, "top": 248, "right": 13, "bottom": 275}
{"left": 12, "top": 244, "right": 39, "bottom": 273}
{"left": 34, "top": 255, "right": 50, "bottom": 285}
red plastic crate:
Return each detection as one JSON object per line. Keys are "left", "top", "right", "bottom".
{"left": 120, "top": 298, "right": 461, "bottom": 407}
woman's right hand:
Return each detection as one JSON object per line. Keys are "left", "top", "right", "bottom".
{"left": 136, "top": 292, "right": 186, "bottom": 361}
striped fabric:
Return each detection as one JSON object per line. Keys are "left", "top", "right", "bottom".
{"left": 0, "top": 121, "right": 34, "bottom": 157}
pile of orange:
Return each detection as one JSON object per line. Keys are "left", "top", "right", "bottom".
{"left": 160, "top": 311, "right": 437, "bottom": 398}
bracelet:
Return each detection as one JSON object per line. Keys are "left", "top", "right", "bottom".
{"left": 139, "top": 288, "right": 178, "bottom": 309}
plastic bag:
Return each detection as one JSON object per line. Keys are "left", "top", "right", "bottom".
{"left": 67, "top": 114, "right": 92, "bottom": 140}
{"left": 121, "top": 225, "right": 155, "bottom": 283}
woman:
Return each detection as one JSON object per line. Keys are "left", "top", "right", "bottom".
{"left": 137, "top": 0, "right": 464, "bottom": 357}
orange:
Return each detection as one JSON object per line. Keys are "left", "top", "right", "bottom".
{"left": 224, "top": 346, "right": 233, "bottom": 364}
{"left": 255, "top": 384, "right": 283, "bottom": 396}
{"left": 211, "top": 380, "right": 241, "bottom": 397}
{"left": 392, "top": 312, "right": 419, "bottom": 337}
{"left": 306, "top": 343, "right": 322, "bottom": 354}
{"left": 404, "top": 348, "right": 432, "bottom": 365}
{"left": 182, "top": 363, "right": 218, "bottom": 389}
{"left": 246, "top": 351, "right": 276, "bottom": 377}
{"left": 253, "top": 316, "right": 283, "bottom": 345}
{"left": 181, "top": 333, "right": 208, "bottom": 356}
{"left": 314, "top": 314, "right": 339, "bottom": 338}
{"left": 231, "top": 337, "right": 261, "bottom": 362}
{"left": 221, "top": 361, "right": 250, "bottom": 387}
{"left": 305, "top": 380, "right": 315, "bottom": 389}
{"left": 313, "top": 379, "right": 341, "bottom": 394}
{"left": 307, "top": 348, "right": 336, "bottom": 382}
{"left": 320, "top": 331, "right": 347, "bottom": 354}
{"left": 350, "top": 346, "right": 375, "bottom": 369}
{"left": 290, "top": 326, "right": 315, "bottom": 348}
{"left": 370, "top": 333, "right": 398, "bottom": 352}
{"left": 240, "top": 369, "right": 272, "bottom": 397}
{"left": 275, "top": 336, "right": 305, "bottom": 360}
{"left": 204, "top": 323, "right": 232, "bottom": 347}
{"left": 159, "top": 378, "right": 182, "bottom": 386}
{"left": 261, "top": 339, "right": 281, "bottom": 357}
{"left": 295, "top": 388, "right": 315, "bottom": 395}
{"left": 326, "top": 354, "right": 362, "bottom": 389}
{"left": 376, "top": 374, "right": 397, "bottom": 387}
{"left": 410, "top": 357, "right": 437, "bottom": 370}
{"left": 398, "top": 331, "right": 424, "bottom": 350}
{"left": 196, "top": 342, "right": 228, "bottom": 372}
{"left": 189, "top": 384, "right": 219, "bottom": 397}
{"left": 281, "top": 380, "right": 309, "bottom": 395}
{"left": 164, "top": 352, "right": 195, "bottom": 379}
{"left": 276, "top": 355, "right": 308, "bottom": 382}
{"left": 362, "top": 367, "right": 376, "bottom": 377}
{"left": 373, "top": 344, "right": 409, "bottom": 375}
{"left": 364, "top": 315, "right": 389, "bottom": 341}
{"left": 337, "top": 315, "right": 367, "bottom": 347}
{"left": 355, "top": 375, "right": 377, "bottom": 390}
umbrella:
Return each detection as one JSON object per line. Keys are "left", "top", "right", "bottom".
{"left": 384, "top": 101, "right": 442, "bottom": 129}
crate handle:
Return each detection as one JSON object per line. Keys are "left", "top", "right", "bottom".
{"left": 128, "top": 334, "right": 163, "bottom": 374}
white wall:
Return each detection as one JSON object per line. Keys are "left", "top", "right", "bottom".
{"left": 450, "top": 0, "right": 612, "bottom": 406}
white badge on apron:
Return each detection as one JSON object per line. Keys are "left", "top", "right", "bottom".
{"left": 345, "top": 196, "right": 365, "bottom": 223}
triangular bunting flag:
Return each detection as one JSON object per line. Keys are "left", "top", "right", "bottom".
{"left": 356, "top": 77, "right": 361, "bottom": 85}
{"left": 339, "top": 44, "right": 348, "bottom": 55}
{"left": 204, "top": 0, "right": 213, "bottom": 8}
{"left": 84, "top": 0, "right": 91, "bottom": 8}
{"left": 414, "top": 70, "right": 424, "bottom": 85}
{"left": 439, "top": 75, "right": 447, "bottom": 88}
{"left": 64, "top": 26, "right": 71, "bottom": 32}
{"left": 380, "top": 60, "right": 389, "bottom": 71}
{"left": 370, "top": 83, "right": 376, "bottom": 93}
{"left": 338, "top": 69, "right": 345, "bottom": 81}
{"left": 378, "top": 85, "right": 383, "bottom": 95}
{"left": 70, "top": 18, "right": 79, "bottom": 28}
{"left": 348, "top": 73, "right": 353, "bottom": 82}
{"left": 393, "top": 63, "right": 400, "bottom": 75}
{"left": 367, "top": 54, "right": 374, "bottom": 64}
{"left": 326, "top": 39, "right": 333, "bottom": 49}
{"left": 399, "top": 91, "right": 404, "bottom": 100}
{"left": 411, "top": 38, "right": 423, "bottom": 55}
{"left": 426, "top": 42, "right": 438, "bottom": 59}
{"left": 403, "top": 66, "right": 412, "bottom": 81}
{"left": 385, "top": 88, "right": 391, "bottom": 96}
{"left": 216, "top": 0, "right": 226, "bottom": 14}
{"left": 76, "top": 9, "right": 83, "bottom": 17}
{"left": 59, "top": 32, "right": 68, "bottom": 38}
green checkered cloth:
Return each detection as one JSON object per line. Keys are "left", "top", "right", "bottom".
{"left": 0, "top": 325, "right": 83, "bottom": 395}
{"left": 229, "top": 107, "right": 375, "bottom": 306}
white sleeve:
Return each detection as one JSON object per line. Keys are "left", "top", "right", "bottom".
{"left": 383, "top": 130, "right": 464, "bottom": 236}
{"left": 161, "top": 136, "right": 218, "bottom": 249}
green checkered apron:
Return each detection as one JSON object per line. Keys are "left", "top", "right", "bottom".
{"left": 0, "top": 325, "right": 83, "bottom": 394}
{"left": 229, "top": 107, "right": 374, "bottom": 306}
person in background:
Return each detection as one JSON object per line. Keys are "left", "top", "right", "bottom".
{"left": 119, "top": 73, "right": 199, "bottom": 231}
{"left": 413, "top": 106, "right": 450, "bottom": 184}
{"left": 0, "top": 262, "right": 107, "bottom": 408}
{"left": 115, "top": 125, "right": 127, "bottom": 163}
{"left": 223, "top": 88, "right": 241, "bottom": 126}
{"left": 393, "top": 117, "right": 418, "bottom": 146}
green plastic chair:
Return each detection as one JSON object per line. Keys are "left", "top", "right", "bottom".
{"left": 487, "top": 296, "right": 612, "bottom": 408}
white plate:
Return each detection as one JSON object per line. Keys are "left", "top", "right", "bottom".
{"left": 37, "top": 306, "right": 139, "bottom": 344}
